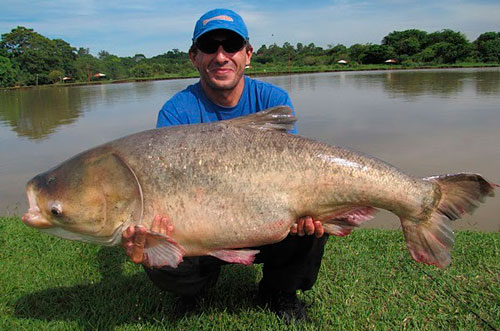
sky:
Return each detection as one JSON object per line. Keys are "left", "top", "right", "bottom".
{"left": 1, "top": 0, "right": 499, "bottom": 58}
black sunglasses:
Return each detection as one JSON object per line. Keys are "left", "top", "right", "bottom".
{"left": 195, "top": 37, "right": 246, "bottom": 54}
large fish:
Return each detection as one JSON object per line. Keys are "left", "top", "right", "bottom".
{"left": 22, "top": 106, "right": 496, "bottom": 268}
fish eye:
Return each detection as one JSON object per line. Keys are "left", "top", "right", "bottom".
{"left": 49, "top": 202, "right": 63, "bottom": 217}
{"left": 51, "top": 207, "right": 61, "bottom": 216}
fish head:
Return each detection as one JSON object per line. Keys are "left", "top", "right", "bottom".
{"left": 22, "top": 148, "right": 143, "bottom": 245}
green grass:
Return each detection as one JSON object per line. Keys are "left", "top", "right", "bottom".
{"left": 1, "top": 216, "right": 499, "bottom": 330}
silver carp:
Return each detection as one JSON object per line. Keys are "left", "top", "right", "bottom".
{"left": 22, "top": 106, "right": 496, "bottom": 268}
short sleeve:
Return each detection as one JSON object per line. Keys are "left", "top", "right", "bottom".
{"left": 156, "top": 101, "right": 185, "bottom": 128}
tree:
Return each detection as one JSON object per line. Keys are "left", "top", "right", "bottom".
{"left": 254, "top": 45, "right": 273, "bottom": 64}
{"left": 133, "top": 54, "right": 146, "bottom": 62}
{"left": 1, "top": 26, "right": 56, "bottom": 84}
{"left": 409, "top": 30, "right": 471, "bottom": 63}
{"left": 1, "top": 26, "right": 77, "bottom": 85}
{"left": 327, "top": 44, "right": 347, "bottom": 55}
{"left": 415, "top": 45, "right": 437, "bottom": 63}
{"left": 348, "top": 44, "right": 369, "bottom": 63}
{"left": 427, "top": 29, "right": 468, "bottom": 46}
{"left": 303, "top": 42, "right": 323, "bottom": 56}
{"left": 303, "top": 56, "right": 318, "bottom": 65}
{"left": 395, "top": 37, "right": 421, "bottom": 57}
{"left": 361, "top": 44, "right": 395, "bottom": 64}
{"left": 48, "top": 69, "right": 63, "bottom": 83}
{"left": 74, "top": 54, "right": 102, "bottom": 81}
{"left": 1, "top": 26, "right": 35, "bottom": 55}
{"left": 382, "top": 29, "right": 428, "bottom": 57}
{"left": 101, "top": 54, "right": 127, "bottom": 79}
{"left": 53, "top": 39, "right": 77, "bottom": 77}
{"left": 326, "top": 44, "right": 349, "bottom": 63}
{"left": 130, "top": 63, "right": 153, "bottom": 77}
{"left": 0, "top": 56, "right": 17, "bottom": 87}
{"left": 164, "top": 49, "right": 185, "bottom": 59}
{"left": 77, "top": 47, "right": 90, "bottom": 56}
{"left": 98, "top": 50, "right": 111, "bottom": 60}
{"left": 473, "top": 32, "right": 500, "bottom": 62}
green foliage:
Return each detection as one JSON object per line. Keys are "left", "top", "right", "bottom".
{"left": 361, "top": 44, "right": 395, "bottom": 64}
{"left": 1, "top": 26, "right": 77, "bottom": 85}
{"left": 473, "top": 32, "right": 500, "bottom": 62}
{"left": 0, "top": 56, "right": 16, "bottom": 87}
{"left": 74, "top": 54, "right": 102, "bottom": 81}
{"left": 326, "top": 43, "right": 349, "bottom": 62}
{"left": 382, "top": 29, "right": 428, "bottom": 57}
{"left": 131, "top": 63, "right": 154, "bottom": 78}
{"left": 382, "top": 29, "right": 475, "bottom": 63}
{"left": 100, "top": 54, "right": 127, "bottom": 79}
{"left": 53, "top": 39, "right": 77, "bottom": 76}
{"left": 428, "top": 29, "right": 468, "bottom": 46}
{"left": 0, "top": 26, "right": 498, "bottom": 88}
{"left": 347, "top": 43, "right": 368, "bottom": 63}
{"left": 48, "top": 70, "right": 63, "bottom": 83}
{"left": 98, "top": 50, "right": 111, "bottom": 60}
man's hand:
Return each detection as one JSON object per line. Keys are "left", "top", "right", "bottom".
{"left": 122, "top": 215, "right": 173, "bottom": 266}
{"left": 123, "top": 215, "right": 323, "bottom": 266}
{"left": 289, "top": 216, "right": 324, "bottom": 238}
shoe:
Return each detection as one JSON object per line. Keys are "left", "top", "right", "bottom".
{"left": 258, "top": 290, "right": 307, "bottom": 322}
{"left": 172, "top": 295, "right": 200, "bottom": 317}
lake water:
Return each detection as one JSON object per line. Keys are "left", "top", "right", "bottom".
{"left": 1, "top": 68, "right": 499, "bottom": 231}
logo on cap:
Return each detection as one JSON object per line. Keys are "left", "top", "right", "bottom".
{"left": 203, "top": 15, "right": 234, "bottom": 26}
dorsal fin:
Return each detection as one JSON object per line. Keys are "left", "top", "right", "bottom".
{"left": 224, "top": 106, "right": 297, "bottom": 132}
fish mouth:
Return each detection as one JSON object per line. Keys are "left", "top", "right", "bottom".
{"left": 22, "top": 186, "right": 53, "bottom": 229}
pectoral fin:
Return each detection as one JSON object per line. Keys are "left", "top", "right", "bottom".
{"left": 208, "top": 249, "right": 260, "bottom": 265}
{"left": 144, "top": 231, "right": 186, "bottom": 268}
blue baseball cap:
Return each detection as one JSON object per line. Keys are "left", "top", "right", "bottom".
{"left": 193, "top": 9, "right": 249, "bottom": 42}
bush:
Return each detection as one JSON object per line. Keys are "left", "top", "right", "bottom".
{"left": 48, "top": 70, "right": 63, "bottom": 83}
{"left": 0, "top": 56, "right": 17, "bottom": 87}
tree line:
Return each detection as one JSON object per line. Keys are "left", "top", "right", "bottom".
{"left": 1, "top": 26, "right": 499, "bottom": 88}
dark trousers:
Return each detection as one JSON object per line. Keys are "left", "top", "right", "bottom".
{"left": 144, "top": 234, "right": 329, "bottom": 297}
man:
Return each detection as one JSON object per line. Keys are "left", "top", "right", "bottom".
{"left": 122, "top": 8, "right": 328, "bottom": 321}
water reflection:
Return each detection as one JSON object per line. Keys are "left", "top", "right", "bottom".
{"left": 0, "top": 80, "right": 194, "bottom": 141}
{"left": 2, "top": 70, "right": 497, "bottom": 141}
{"left": 0, "top": 87, "right": 84, "bottom": 140}
{"left": 473, "top": 69, "right": 500, "bottom": 95}
{"left": 381, "top": 70, "right": 465, "bottom": 99}
{"left": 381, "top": 69, "right": 500, "bottom": 100}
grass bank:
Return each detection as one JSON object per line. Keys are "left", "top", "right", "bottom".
{"left": 5, "top": 62, "right": 499, "bottom": 90}
{"left": 246, "top": 62, "right": 500, "bottom": 76}
{"left": 1, "top": 216, "right": 499, "bottom": 330}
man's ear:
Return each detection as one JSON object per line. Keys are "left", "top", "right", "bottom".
{"left": 246, "top": 45, "right": 253, "bottom": 64}
{"left": 188, "top": 51, "right": 197, "bottom": 68}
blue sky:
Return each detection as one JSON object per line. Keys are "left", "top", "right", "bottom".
{"left": 1, "top": 0, "right": 499, "bottom": 57}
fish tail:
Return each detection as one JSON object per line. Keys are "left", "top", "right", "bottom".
{"left": 401, "top": 173, "right": 497, "bottom": 268}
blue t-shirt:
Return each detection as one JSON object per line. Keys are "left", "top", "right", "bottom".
{"left": 156, "top": 76, "right": 296, "bottom": 133}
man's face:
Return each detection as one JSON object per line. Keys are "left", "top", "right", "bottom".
{"left": 190, "top": 30, "right": 253, "bottom": 91}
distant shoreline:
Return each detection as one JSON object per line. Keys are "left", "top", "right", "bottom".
{"left": 3, "top": 63, "right": 499, "bottom": 90}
